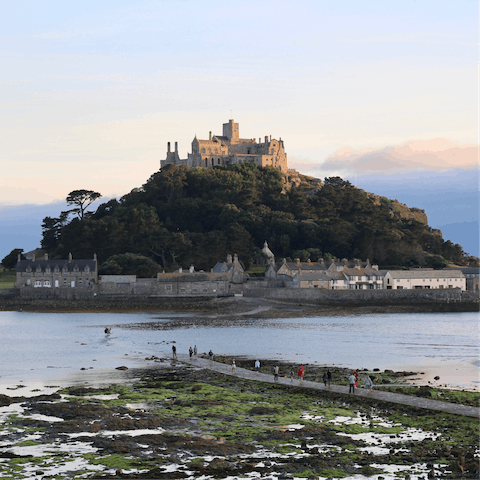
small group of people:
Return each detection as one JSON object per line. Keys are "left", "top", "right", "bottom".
{"left": 188, "top": 345, "right": 198, "bottom": 358}
{"left": 104, "top": 327, "right": 112, "bottom": 334}
{"left": 322, "top": 369, "right": 332, "bottom": 388}
{"left": 349, "top": 370, "right": 376, "bottom": 394}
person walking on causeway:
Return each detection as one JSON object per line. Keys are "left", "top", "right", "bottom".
{"left": 172, "top": 345, "right": 177, "bottom": 360}
{"left": 298, "top": 365, "right": 305, "bottom": 383}
{"left": 349, "top": 372, "right": 356, "bottom": 394}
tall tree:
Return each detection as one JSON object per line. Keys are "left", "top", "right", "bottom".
{"left": 2, "top": 248, "right": 24, "bottom": 270}
{"left": 66, "top": 190, "right": 102, "bottom": 219}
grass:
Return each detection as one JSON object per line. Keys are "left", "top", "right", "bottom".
{"left": 0, "top": 266, "right": 16, "bottom": 289}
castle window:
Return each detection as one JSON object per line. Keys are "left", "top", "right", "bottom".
{"left": 63, "top": 267, "right": 68, "bottom": 274}
{"left": 54, "top": 267, "right": 59, "bottom": 273}
{"left": 201, "top": 148, "right": 205, "bottom": 153}
{"left": 27, "top": 279, "right": 31, "bottom": 285}
{"left": 45, "top": 267, "right": 51, "bottom": 274}
{"left": 63, "top": 278, "right": 67, "bottom": 285}
{"left": 217, "top": 158, "right": 221, "bottom": 165}
{"left": 43, "top": 280, "right": 51, "bottom": 287}
{"left": 34, "top": 280, "right": 42, "bottom": 288}
{"left": 36, "top": 266, "right": 42, "bottom": 273}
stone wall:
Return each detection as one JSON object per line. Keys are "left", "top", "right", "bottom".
{"left": 243, "top": 286, "right": 475, "bottom": 305}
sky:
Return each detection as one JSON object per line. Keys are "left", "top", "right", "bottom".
{"left": 0, "top": 0, "right": 478, "bottom": 259}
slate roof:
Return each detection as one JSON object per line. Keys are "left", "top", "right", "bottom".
{"left": 445, "top": 267, "right": 479, "bottom": 275}
{"left": 17, "top": 259, "right": 97, "bottom": 273}
{"left": 386, "top": 270, "right": 464, "bottom": 279}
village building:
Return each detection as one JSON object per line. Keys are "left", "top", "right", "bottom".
{"left": 266, "top": 256, "right": 383, "bottom": 290}
{"left": 384, "top": 269, "right": 466, "bottom": 291}
{"left": 212, "top": 254, "right": 246, "bottom": 284}
{"left": 161, "top": 119, "right": 288, "bottom": 173}
{"left": 16, "top": 253, "right": 98, "bottom": 289}
{"left": 445, "top": 267, "right": 478, "bottom": 291}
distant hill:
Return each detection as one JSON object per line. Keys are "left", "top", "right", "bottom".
{"left": 39, "top": 164, "right": 477, "bottom": 273}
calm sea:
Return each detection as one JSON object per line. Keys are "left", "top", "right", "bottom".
{"left": 0, "top": 311, "right": 478, "bottom": 389}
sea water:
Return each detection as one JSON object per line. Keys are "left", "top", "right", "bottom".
{"left": 0, "top": 310, "right": 477, "bottom": 389}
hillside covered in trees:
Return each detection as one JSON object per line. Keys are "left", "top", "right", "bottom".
{"left": 41, "top": 164, "right": 476, "bottom": 275}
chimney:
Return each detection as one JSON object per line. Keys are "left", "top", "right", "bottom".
{"left": 17, "top": 253, "right": 21, "bottom": 262}
{"left": 174, "top": 142, "right": 178, "bottom": 153}
{"left": 265, "top": 136, "right": 268, "bottom": 143}
{"left": 189, "top": 265, "right": 194, "bottom": 273}
{"left": 68, "top": 253, "right": 72, "bottom": 263}
{"left": 227, "top": 254, "right": 232, "bottom": 264}
{"left": 234, "top": 253, "right": 239, "bottom": 263}
{"left": 209, "top": 131, "right": 212, "bottom": 140}
{"left": 270, "top": 135, "right": 271, "bottom": 141}
{"left": 93, "top": 253, "right": 97, "bottom": 261}
{"left": 167, "top": 142, "right": 171, "bottom": 152}
{"left": 295, "top": 258, "right": 300, "bottom": 265}
{"left": 44, "top": 253, "right": 48, "bottom": 260}
{"left": 32, "top": 254, "right": 35, "bottom": 261}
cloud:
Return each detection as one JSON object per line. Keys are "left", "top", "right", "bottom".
{"left": 319, "top": 139, "right": 478, "bottom": 175}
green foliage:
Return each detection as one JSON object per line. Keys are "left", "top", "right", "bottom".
{"left": 65, "top": 189, "right": 102, "bottom": 219}
{"left": 1, "top": 248, "right": 24, "bottom": 270}
{"left": 40, "top": 166, "right": 473, "bottom": 270}
{"left": 99, "top": 253, "right": 161, "bottom": 277}
{"left": 0, "top": 266, "right": 17, "bottom": 289}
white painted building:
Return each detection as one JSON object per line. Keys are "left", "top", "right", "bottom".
{"left": 384, "top": 270, "right": 466, "bottom": 291}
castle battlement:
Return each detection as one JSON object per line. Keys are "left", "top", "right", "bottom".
{"left": 161, "top": 119, "right": 288, "bottom": 172}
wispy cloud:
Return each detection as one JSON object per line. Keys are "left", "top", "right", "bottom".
{"left": 290, "top": 139, "right": 478, "bottom": 176}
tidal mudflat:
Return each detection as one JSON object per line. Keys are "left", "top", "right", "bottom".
{"left": 0, "top": 357, "right": 478, "bottom": 480}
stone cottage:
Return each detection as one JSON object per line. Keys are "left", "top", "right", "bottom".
{"left": 16, "top": 253, "right": 98, "bottom": 289}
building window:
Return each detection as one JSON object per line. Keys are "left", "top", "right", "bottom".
{"left": 201, "top": 148, "right": 205, "bottom": 153}
{"left": 85, "top": 266, "right": 90, "bottom": 273}
{"left": 45, "top": 267, "right": 51, "bottom": 274}
{"left": 180, "top": 288, "right": 186, "bottom": 293}
{"left": 43, "top": 280, "right": 51, "bottom": 287}
{"left": 165, "top": 285, "right": 172, "bottom": 291}
{"left": 34, "top": 280, "right": 42, "bottom": 288}
{"left": 63, "top": 278, "right": 67, "bottom": 285}
{"left": 27, "top": 279, "right": 31, "bottom": 285}
{"left": 79, "top": 278, "right": 83, "bottom": 285}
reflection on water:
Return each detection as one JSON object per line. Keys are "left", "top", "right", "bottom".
{"left": 0, "top": 311, "right": 477, "bottom": 388}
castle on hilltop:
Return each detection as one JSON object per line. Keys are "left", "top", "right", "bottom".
{"left": 161, "top": 119, "right": 288, "bottom": 173}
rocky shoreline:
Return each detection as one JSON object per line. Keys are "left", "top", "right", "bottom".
{"left": 0, "top": 358, "right": 478, "bottom": 479}
{"left": 0, "top": 294, "right": 478, "bottom": 314}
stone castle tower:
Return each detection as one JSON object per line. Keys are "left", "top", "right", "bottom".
{"left": 161, "top": 119, "right": 288, "bottom": 173}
